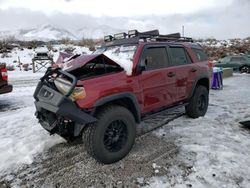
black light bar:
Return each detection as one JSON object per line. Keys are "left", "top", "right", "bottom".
{"left": 114, "top": 32, "right": 127, "bottom": 40}
{"left": 104, "top": 35, "right": 113, "bottom": 42}
{"left": 160, "top": 33, "right": 181, "bottom": 38}
{"left": 140, "top": 29, "right": 159, "bottom": 37}
{"left": 103, "top": 29, "right": 193, "bottom": 45}
{"left": 128, "top": 29, "right": 160, "bottom": 39}
{"left": 128, "top": 30, "right": 138, "bottom": 38}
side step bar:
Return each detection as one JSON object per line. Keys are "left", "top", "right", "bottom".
{"left": 137, "top": 104, "right": 186, "bottom": 136}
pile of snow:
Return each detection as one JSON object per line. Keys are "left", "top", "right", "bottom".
{"left": 104, "top": 45, "right": 136, "bottom": 76}
{"left": 149, "top": 74, "right": 250, "bottom": 187}
{"left": 197, "top": 38, "right": 249, "bottom": 48}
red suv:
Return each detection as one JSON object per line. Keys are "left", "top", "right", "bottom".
{"left": 34, "top": 30, "right": 210, "bottom": 164}
{"left": 0, "top": 63, "right": 12, "bottom": 95}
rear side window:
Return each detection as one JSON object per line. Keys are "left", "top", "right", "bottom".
{"left": 192, "top": 48, "right": 208, "bottom": 61}
{"left": 144, "top": 47, "right": 169, "bottom": 70}
{"left": 169, "top": 47, "right": 190, "bottom": 66}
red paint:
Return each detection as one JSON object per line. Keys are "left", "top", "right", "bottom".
{"left": 75, "top": 43, "right": 209, "bottom": 115}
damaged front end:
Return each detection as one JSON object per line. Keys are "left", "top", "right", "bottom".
{"left": 34, "top": 68, "right": 97, "bottom": 139}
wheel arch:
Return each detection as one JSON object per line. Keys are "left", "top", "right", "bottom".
{"left": 239, "top": 64, "right": 250, "bottom": 71}
{"left": 188, "top": 75, "right": 210, "bottom": 100}
{"left": 93, "top": 92, "right": 141, "bottom": 123}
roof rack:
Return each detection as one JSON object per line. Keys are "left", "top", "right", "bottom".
{"left": 103, "top": 29, "right": 193, "bottom": 46}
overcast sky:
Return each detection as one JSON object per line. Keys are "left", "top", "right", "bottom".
{"left": 0, "top": 0, "right": 249, "bottom": 39}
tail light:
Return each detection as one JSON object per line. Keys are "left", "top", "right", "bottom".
{"left": 1, "top": 68, "right": 8, "bottom": 81}
{"left": 54, "top": 77, "right": 86, "bottom": 101}
{"left": 208, "top": 60, "right": 214, "bottom": 68}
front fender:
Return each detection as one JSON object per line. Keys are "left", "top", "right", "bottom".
{"left": 94, "top": 92, "right": 141, "bottom": 123}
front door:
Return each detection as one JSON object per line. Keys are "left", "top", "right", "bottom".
{"left": 138, "top": 45, "right": 176, "bottom": 114}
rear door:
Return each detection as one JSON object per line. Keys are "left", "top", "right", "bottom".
{"left": 168, "top": 45, "right": 197, "bottom": 102}
{"left": 138, "top": 45, "right": 176, "bottom": 114}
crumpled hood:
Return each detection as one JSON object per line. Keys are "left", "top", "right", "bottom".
{"left": 61, "top": 54, "right": 119, "bottom": 72}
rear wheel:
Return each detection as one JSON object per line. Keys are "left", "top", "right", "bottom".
{"left": 240, "top": 66, "right": 250, "bottom": 73}
{"left": 185, "top": 85, "right": 209, "bottom": 118}
{"left": 82, "top": 105, "right": 136, "bottom": 164}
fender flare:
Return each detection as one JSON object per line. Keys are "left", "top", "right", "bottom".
{"left": 188, "top": 75, "right": 210, "bottom": 100}
{"left": 94, "top": 92, "right": 141, "bottom": 123}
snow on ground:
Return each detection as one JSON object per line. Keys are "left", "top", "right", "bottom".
{"left": 0, "top": 45, "right": 91, "bottom": 175}
{"left": 149, "top": 74, "right": 250, "bottom": 188}
{"left": 0, "top": 71, "right": 64, "bottom": 175}
{"left": 0, "top": 57, "right": 250, "bottom": 187}
{"left": 0, "top": 45, "right": 90, "bottom": 67}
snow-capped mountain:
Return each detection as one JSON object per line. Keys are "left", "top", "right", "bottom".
{"left": 21, "top": 24, "right": 78, "bottom": 41}
{"left": 0, "top": 24, "right": 122, "bottom": 41}
{"left": 0, "top": 24, "right": 78, "bottom": 41}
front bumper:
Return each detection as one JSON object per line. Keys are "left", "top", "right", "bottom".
{"left": 34, "top": 69, "right": 97, "bottom": 137}
{"left": 0, "top": 84, "right": 13, "bottom": 94}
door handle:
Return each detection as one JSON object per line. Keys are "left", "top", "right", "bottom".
{"left": 167, "top": 72, "right": 176, "bottom": 77}
{"left": 191, "top": 68, "right": 197, "bottom": 72}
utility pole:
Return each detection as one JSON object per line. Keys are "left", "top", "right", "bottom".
{"left": 182, "top": 25, "right": 185, "bottom": 37}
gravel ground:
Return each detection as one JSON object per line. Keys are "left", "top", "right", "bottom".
{"left": 0, "top": 73, "right": 249, "bottom": 188}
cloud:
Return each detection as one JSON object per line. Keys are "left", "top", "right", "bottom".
{"left": 0, "top": 0, "right": 233, "bottom": 17}
{"left": 0, "top": 0, "right": 249, "bottom": 39}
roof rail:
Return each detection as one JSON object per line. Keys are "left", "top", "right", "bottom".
{"left": 103, "top": 29, "right": 193, "bottom": 45}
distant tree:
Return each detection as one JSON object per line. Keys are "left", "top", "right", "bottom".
{"left": 46, "top": 42, "right": 54, "bottom": 51}
{"left": 29, "top": 40, "right": 39, "bottom": 49}
{"left": 61, "top": 37, "right": 72, "bottom": 45}
{"left": 63, "top": 46, "right": 75, "bottom": 54}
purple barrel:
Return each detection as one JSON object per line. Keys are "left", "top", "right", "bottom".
{"left": 211, "top": 68, "right": 223, "bottom": 90}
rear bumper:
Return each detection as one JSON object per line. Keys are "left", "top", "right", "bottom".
{"left": 0, "top": 84, "right": 13, "bottom": 94}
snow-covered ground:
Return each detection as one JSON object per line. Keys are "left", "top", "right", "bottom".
{"left": 0, "top": 71, "right": 64, "bottom": 175}
{"left": 0, "top": 45, "right": 90, "bottom": 68}
{"left": 149, "top": 74, "right": 250, "bottom": 187}
{"left": 0, "top": 65, "right": 250, "bottom": 187}
{"left": 0, "top": 43, "right": 90, "bottom": 173}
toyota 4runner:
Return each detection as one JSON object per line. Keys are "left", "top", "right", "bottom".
{"left": 34, "top": 30, "right": 210, "bottom": 164}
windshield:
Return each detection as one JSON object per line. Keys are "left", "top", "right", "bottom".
{"left": 93, "top": 45, "right": 137, "bottom": 76}
{"left": 94, "top": 45, "right": 137, "bottom": 60}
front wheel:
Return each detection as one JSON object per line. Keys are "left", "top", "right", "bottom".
{"left": 82, "top": 105, "right": 136, "bottom": 164}
{"left": 240, "top": 66, "right": 250, "bottom": 73}
{"left": 185, "top": 85, "right": 209, "bottom": 118}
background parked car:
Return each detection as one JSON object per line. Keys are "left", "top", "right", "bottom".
{"left": 215, "top": 55, "right": 250, "bottom": 73}
{"left": 0, "top": 63, "right": 12, "bottom": 95}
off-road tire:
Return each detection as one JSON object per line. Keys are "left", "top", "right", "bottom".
{"left": 82, "top": 105, "right": 136, "bottom": 164}
{"left": 185, "top": 85, "right": 209, "bottom": 118}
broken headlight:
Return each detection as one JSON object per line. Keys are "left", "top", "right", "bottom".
{"left": 54, "top": 77, "right": 86, "bottom": 101}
